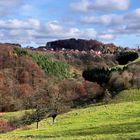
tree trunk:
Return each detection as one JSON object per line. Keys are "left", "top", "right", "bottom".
{"left": 37, "top": 121, "right": 39, "bottom": 129}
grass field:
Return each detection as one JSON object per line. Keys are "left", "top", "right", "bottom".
{"left": 112, "top": 89, "right": 140, "bottom": 103}
{"left": 0, "top": 89, "right": 140, "bottom": 140}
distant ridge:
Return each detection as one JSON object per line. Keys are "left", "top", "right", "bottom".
{"left": 0, "top": 43, "right": 21, "bottom": 48}
{"left": 45, "top": 38, "right": 119, "bottom": 53}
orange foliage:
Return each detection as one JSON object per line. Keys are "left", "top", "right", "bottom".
{"left": 24, "top": 58, "right": 43, "bottom": 76}
{"left": 82, "top": 80, "right": 103, "bottom": 95}
{"left": 77, "top": 82, "right": 87, "bottom": 96}
{"left": 19, "top": 71, "right": 30, "bottom": 84}
{"left": 0, "top": 119, "right": 14, "bottom": 133}
{"left": 18, "top": 84, "right": 33, "bottom": 97}
{"left": 0, "top": 73, "right": 4, "bottom": 89}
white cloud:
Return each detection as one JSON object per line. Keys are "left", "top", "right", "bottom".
{"left": 81, "top": 8, "right": 140, "bottom": 36}
{"left": 81, "top": 15, "right": 116, "bottom": 25}
{"left": 81, "top": 14, "right": 124, "bottom": 27}
{"left": 0, "top": 19, "right": 98, "bottom": 44}
{"left": 71, "top": 0, "right": 130, "bottom": 12}
{"left": 46, "top": 21, "right": 63, "bottom": 33}
{"left": 98, "top": 33, "right": 115, "bottom": 40}
{"left": 4, "top": 6, "right": 140, "bottom": 46}
{"left": 124, "top": 8, "right": 140, "bottom": 22}
{"left": 33, "top": 22, "right": 97, "bottom": 40}
{"left": 0, "top": 0, "right": 24, "bottom": 16}
{"left": 70, "top": 0, "right": 89, "bottom": 12}
{"left": 0, "top": 19, "right": 40, "bottom": 30}
{"left": 80, "top": 28, "right": 97, "bottom": 38}
{"left": 91, "top": 0, "right": 130, "bottom": 11}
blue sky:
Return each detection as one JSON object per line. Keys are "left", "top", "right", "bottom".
{"left": 0, "top": 0, "right": 140, "bottom": 48}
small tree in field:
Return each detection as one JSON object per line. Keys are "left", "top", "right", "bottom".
{"left": 46, "top": 82, "right": 71, "bottom": 123}
{"left": 21, "top": 86, "right": 48, "bottom": 129}
{"left": 20, "top": 79, "right": 71, "bottom": 129}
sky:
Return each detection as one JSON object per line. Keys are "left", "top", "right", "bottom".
{"left": 0, "top": 0, "right": 140, "bottom": 48}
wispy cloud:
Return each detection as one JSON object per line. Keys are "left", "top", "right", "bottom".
{"left": 70, "top": 0, "right": 130, "bottom": 12}
{"left": 0, "top": 19, "right": 97, "bottom": 44}
{"left": 81, "top": 8, "right": 140, "bottom": 35}
{"left": 0, "top": 0, "right": 139, "bottom": 47}
{"left": 0, "top": 0, "right": 24, "bottom": 16}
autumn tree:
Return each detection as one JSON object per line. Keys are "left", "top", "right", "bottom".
{"left": 20, "top": 78, "right": 71, "bottom": 129}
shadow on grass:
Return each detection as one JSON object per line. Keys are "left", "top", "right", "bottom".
{"left": 20, "top": 121, "right": 140, "bottom": 139}
{"left": 20, "top": 135, "right": 57, "bottom": 139}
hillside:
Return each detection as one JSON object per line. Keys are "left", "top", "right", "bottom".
{"left": 1, "top": 0, "right": 140, "bottom": 139}
{"left": 0, "top": 44, "right": 70, "bottom": 111}
{"left": 0, "top": 89, "right": 140, "bottom": 140}
{"left": 0, "top": 45, "right": 47, "bottom": 111}
{"left": 0, "top": 43, "right": 140, "bottom": 112}
{"left": 0, "top": 42, "right": 140, "bottom": 139}
{"left": 0, "top": 44, "right": 104, "bottom": 112}
{"left": 112, "top": 89, "right": 140, "bottom": 103}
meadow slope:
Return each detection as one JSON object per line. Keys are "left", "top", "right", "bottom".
{"left": 0, "top": 89, "right": 140, "bottom": 140}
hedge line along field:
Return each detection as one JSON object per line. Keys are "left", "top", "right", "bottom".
{"left": 0, "top": 89, "right": 140, "bottom": 140}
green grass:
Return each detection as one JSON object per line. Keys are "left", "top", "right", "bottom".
{"left": 0, "top": 110, "right": 29, "bottom": 121}
{"left": 0, "top": 89, "right": 140, "bottom": 140}
{"left": 112, "top": 89, "right": 140, "bottom": 103}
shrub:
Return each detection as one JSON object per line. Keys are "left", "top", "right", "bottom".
{"left": 109, "top": 71, "right": 133, "bottom": 92}
{"left": 82, "top": 68, "right": 111, "bottom": 87}
{"left": 13, "top": 48, "right": 28, "bottom": 57}
{"left": 127, "top": 63, "right": 140, "bottom": 88}
{"left": 0, "top": 119, "right": 14, "bottom": 133}
{"left": 116, "top": 51, "right": 138, "bottom": 65}
{"left": 9, "top": 109, "right": 47, "bottom": 129}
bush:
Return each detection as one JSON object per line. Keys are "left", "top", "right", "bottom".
{"left": 13, "top": 48, "right": 28, "bottom": 57}
{"left": 0, "top": 119, "right": 14, "bottom": 133}
{"left": 109, "top": 71, "right": 133, "bottom": 92}
{"left": 127, "top": 63, "right": 140, "bottom": 88}
{"left": 116, "top": 51, "right": 138, "bottom": 65}
{"left": 112, "top": 89, "right": 140, "bottom": 103}
{"left": 9, "top": 109, "right": 47, "bottom": 129}
{"left": 82, "top": 68, "right": 111, "bottom": 87}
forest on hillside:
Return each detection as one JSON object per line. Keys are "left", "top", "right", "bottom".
{"left": 0, "top": 43, "right": 140, "bottom": 133}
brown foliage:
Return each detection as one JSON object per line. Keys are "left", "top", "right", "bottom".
{"left": 0, "top": 73, "right": 5, "bottom": 88}
{"left": 0, "top": 45, "right": 46, "bottom": 112}
{"left": 18, "top": 84, "right": 33, "bottom": 97}
{"left": 82, "top": 81, "right": 103, "bottom": 98}
{"left": 19, "top": 71, "right": 30, "bottom": 84}
{"left": 0, "top": 119, "right": 15, "bottom": 133}
{"left": 59, "top": 80, "right": 103, "bottom": 103}
{"left": 109, "top": 71, "right": 133, "bottom": 91}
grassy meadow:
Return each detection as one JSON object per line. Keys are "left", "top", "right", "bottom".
{"left": 0, "top": 89, "right": 140, "bottom": 140}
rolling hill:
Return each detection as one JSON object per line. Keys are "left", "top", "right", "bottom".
{"left": 0, "top": 89, "right": 140, "bottom": 140}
